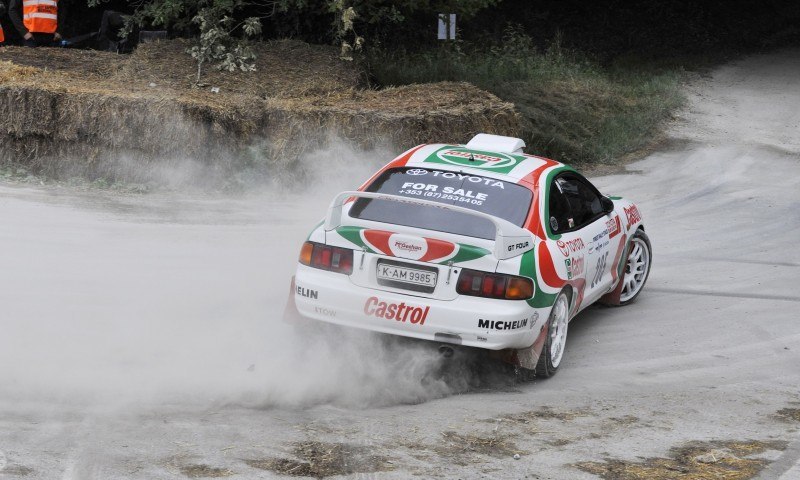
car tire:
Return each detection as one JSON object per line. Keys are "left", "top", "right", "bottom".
{"left": 535, "top": 290, "right": 570, "bottom": 378}
{"left": 619, "top": 229, "right": 652, "bottom": 305}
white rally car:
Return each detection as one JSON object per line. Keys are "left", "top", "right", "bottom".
{"left": 286, "top": 134, "right": 651, "bottom": 377}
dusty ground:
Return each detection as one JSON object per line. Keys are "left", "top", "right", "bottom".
{"left": 1, "top": 48, "right": 799, "bottom": 479}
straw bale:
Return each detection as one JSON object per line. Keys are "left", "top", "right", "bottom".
{"left": 0, "top": 40, "right": 521, "bottom": 181}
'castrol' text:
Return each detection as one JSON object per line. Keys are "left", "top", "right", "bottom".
{"left": 364, "top": 297, "right": 430, "bottom": 325}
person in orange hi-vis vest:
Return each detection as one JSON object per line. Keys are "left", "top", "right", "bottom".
{"left": 0, "top": 1, "right": 6, "bottom": 44}
{"left": 9, "top": 0, "right": 67, "bottom": 47}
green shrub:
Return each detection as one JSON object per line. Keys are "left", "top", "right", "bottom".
{"left": 369, "top": 28, "right": 684, "bottom": 165}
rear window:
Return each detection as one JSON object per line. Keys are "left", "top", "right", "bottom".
{"left": 349, "top": 167, "right": 532, "bottom": 239}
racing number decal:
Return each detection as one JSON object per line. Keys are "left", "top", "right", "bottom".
{"left": 590, "top": 252, "right": 609, "bottom": 289}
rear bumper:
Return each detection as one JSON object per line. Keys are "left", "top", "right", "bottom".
{"left": 292, "top": 264, "right": 546, "bottom": 350}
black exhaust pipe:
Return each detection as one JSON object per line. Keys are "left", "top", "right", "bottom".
{"left": 438, "top": 345, "right": 455, "bottom": 358}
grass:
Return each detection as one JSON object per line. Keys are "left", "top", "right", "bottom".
{"left": 368, "top": 30, "right": 685, "bottom": 166}
{"left": 575, "top": 439, "right": 786, "bottom": 480}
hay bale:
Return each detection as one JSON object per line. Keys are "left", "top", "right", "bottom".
{"left": 0, "top": 40, "right": 521, "bottom": 182}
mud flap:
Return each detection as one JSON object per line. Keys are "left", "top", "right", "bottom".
{"left": 599, "top": 276, "right": 625, "bottom": 306}
{"left": 490, "top": 322, "right": 549, "bottom": 371}
{"left": 282, "top": 276, "right": 305, "bottom": 324}
{"left": 599, "top": 233, "right": 630, "bottom": 306}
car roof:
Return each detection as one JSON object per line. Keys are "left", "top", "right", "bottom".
{"left": 398, "top": 143, "right": 566, "bottom": 188}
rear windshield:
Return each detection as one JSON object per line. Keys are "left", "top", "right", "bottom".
{"left": 349, "top": 167, "right": 532, "bottom": 239}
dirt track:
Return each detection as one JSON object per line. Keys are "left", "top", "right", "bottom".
{"left": 1, "top": 49, "right": 800, "bottom": 479}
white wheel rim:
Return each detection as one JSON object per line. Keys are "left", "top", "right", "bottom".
{"left": 549, "top": 294, "right": 569, "bottom": 367}
{"left": 620, "top": 237, "right": 650, "bottom": 302}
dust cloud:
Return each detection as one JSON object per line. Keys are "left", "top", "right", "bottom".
{"left": 0, "top": 139, "right": 491, "bottom": 414}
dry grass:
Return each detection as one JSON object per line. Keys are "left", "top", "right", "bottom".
{"left": 0, "top": 40, "right": 520, "bottom": 182}
{"left": 494, "top": 407, "right": 591, "bottom": 424}
{"left": 178, "top": 464, "right": 234, "bottom": 478}
{"left": 575, "top": 440, "right": 787, "bottom": 480}
{"left": 0, "top": 464, "right": 35, "bottom": 476}
{"left": 117, "top": 39, "right": 363, "bottom": 98}
{"left": 245, "top": 441, "right": 392, "bottom": 478}
{"left": 0, "top": 61, "right": 40, "bottom": 83}
{"left": 775, "top": 408, "right": 800, "bottom": 422}
{"left": 432, "top": 430, "right": 522, "bottom": 465}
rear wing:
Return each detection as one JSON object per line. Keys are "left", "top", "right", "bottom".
{"left": 324, "top": 191, "right": 534, "bottom": 260}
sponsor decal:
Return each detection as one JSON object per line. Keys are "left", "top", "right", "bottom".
{"left": 424, "top": 147, "right": 524, "bottom": 174}
{"left": 556, "top": 238, "right": 585, "bottom": 257}
{"left": 477, "top": 335, "right": 488, "bottom": 342}
{"left": 364, "top": 297, "right": 430, "bottom": 325}
{"left": 507, "top": 241, "right": 530, "bottom": 252}
{"left": 564, "top": 256, "right": 585, "bottom": 280}
{"left": 385, "top": 234, "right": 427, "bottom": 260}
{"left": 314, "top": 306, "right": 336, "bottom": 317}
{"left": 365, "top": 231, "right": 457, "bottom": 262}
{"left": 592, "top": 230, "right": 609, "bottom": 242}
{"left": 591, "top": 251, "right": 610, "bottom": 288}
{"left": 478, "top": 318, "right": 529, "bottom": 330}
{"left": 336, "top": 226, "right": 490, "bottom": 264}
{"left": 607, "top": 215, "right": 621, "bottom": 238}
{"left": 392, "top": 240, "right": 423, "bottom": 253}
{"left": 296, "top": 285, "right": 318, "bottom": 299}
{"left": 530, "top": 311, "right": 539, "bottom": 328}
{"left": 406, "top": 168, "right": 428, "bottom": 176}
{"left": 438, "top": 149, "right": 517, "bottom": 169}
{"left": 428, "top": 170, "right": 506, "bottom": 188}
{"left": 624, "top": 205, "right": 642, "bottom": 228}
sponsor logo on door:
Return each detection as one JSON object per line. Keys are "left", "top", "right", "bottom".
{"left": 556, "top": 238, "right": 585, "bottom": 257}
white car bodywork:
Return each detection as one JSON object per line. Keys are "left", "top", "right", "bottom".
{"left": 288, "top": 134, "right": 646, "bottom": 370}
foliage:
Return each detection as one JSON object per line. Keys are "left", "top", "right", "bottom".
{"left": 369, "top": 27, "right": 684, "bottom": 164}
{"left": 87, "top": 0, "right": 265, "bottom": 83}
{"left": 188, "top": 6, "right": 262, "bottom": 83}
{"left": 85, "top": 0, "right": 502, "bottom": 56}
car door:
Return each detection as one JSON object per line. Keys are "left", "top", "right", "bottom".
{"left": 547, "top": 173, "right": 614, "bottom": 306}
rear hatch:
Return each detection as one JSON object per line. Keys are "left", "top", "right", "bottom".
{"left": 321, "top": 167, "right": 536, "bottom": 301}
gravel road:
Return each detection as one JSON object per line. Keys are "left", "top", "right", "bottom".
{"left": 1, "top": 49, "right": 799, "bottom": 479}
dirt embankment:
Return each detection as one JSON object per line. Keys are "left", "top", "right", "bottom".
{"left": 0, "top": 40, "right": 520, "bottom": 181}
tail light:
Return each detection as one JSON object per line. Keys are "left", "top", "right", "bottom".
{"left": 456, "top": 269, "right": 533, "bottom": 300}
{"left": 299, "top": 241, "right": 354, "bottom": 275}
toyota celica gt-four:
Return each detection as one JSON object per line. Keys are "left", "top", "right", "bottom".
{"left": 286, "top": 134, "right": 651, "bottom": 376}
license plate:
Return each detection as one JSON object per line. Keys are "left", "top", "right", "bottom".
{"left": 377, "top": 261, "right": 438, "bottom": 291}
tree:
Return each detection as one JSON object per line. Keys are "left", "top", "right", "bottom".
{"left": 188, "top": 6, "right": 262, "bottom": 83}
{"left": 85, "top": 0, "right": 501, "bottom": 70}
{"left": 89, "top": 0, "right": 267, "bottom": 83}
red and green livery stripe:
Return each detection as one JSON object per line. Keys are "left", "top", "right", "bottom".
{"left": 335, "top": 226, "right": 490, "bottom": 264}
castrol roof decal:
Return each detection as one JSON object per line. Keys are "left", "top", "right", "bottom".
{"left": 404, "top": 144, "right": 558, "bottom": 183}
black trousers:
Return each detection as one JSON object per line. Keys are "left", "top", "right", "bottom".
{"left": 25, "top": 32, "right": 55, "bottom": 47}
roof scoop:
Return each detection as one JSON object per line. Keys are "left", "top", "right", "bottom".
{"left": 465, "top": 133, "right": 526, "bottom": 154}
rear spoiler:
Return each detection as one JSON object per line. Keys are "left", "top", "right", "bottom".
{"left": 324, "top": 191, "right": 534, "bottom": 260}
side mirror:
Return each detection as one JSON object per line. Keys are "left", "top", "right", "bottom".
{"left": 601, "top": 196, "right": 615, "bottom": 214}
